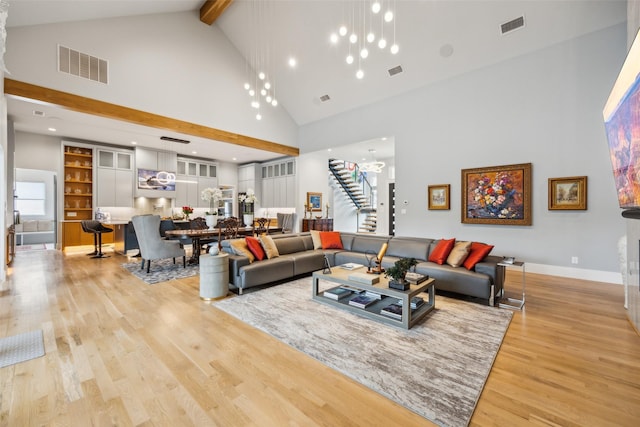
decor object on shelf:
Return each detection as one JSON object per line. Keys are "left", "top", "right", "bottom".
{"left": 461, "top": 163, "right": 532, "bottom": 226}
{"left": 182, "top": 206, "right": 193, "bottom": 220}
{"left": 307, "top": 192, "right": 322, "bottom": 211}
{"left": 548, "top": 176, "right": 587, "bottom": 210}
{"left": 428, "top": 184, "right": 450, "bottom": 210}
{"left": 239, "top": 188, "right": 257, "bottom": 227}
{"left": 384, "top": 257, "right": 418, "bottom": 290}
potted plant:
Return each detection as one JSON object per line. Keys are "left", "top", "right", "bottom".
{"left": 384, "top": 257, "right": 418, "bottom": 290}
{"left": 201, "top": 187, "right": 222, "bottom": 229}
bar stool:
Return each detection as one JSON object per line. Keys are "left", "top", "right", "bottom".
{"left": 81, "top": 220, "right": 113, "bottom": 258}
{"left": 80, "top": 220, "right": 99, "bottom": 256}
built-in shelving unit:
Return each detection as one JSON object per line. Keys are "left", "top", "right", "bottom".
{"left": 63, "top": 145, "right": 93, "bottom": 220}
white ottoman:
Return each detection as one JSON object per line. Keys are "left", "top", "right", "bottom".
{"left": 199, "top": 253, "right": 229, "bottom": 300}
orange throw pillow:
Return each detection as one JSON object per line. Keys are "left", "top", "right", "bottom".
{"left": 319, "top": 231, "right": 343, "bottom": 249}
{"left": 245, "top": 236, "right": 266, "bottom": 261}
{"left": 463, "top": 242, "right": 494, "bottom": 270}
{"left": 428, "top": 238, "right": 456, "bottom": 265}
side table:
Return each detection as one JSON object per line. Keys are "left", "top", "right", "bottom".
{"left": 497, "top": 260, "right": 525, "bottom": 309}
{"left": 199, "top": 253, "right": 229, "bottom": 300}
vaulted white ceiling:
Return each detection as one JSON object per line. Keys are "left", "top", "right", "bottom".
{"left": 4, "top": 0, "right": 627, "bottom": 162}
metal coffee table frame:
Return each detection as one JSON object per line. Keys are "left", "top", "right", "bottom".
{"left": 311, "top": 268, "right": 435, "bottom": 329}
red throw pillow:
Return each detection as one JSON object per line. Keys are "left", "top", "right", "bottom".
{"left": 428, "top": 238, "right": 456, "bottom": 265}
{"left": 319, "top": 231, "right": 343, "bottom": 249}
{"left": 245, "top": 236, "right": 266, "bottom": 261}
{"left": 463, "top": 242, "right": 494, "bottom": 270}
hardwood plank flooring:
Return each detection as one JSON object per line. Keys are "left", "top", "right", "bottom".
{"left": 1, "top": 249, "right": 639, "bottom": 426}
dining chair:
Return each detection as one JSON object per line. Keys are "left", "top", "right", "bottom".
{"left": 253, "top": 217, "right": 270, "bottom": 236}
{"left": 189, "top": 217, "right": 216, "bottom": 253}
{"left": 218, "top": 216, "right": 240, "bottom": 249}
{"left": 131, "top": 215, "right": 186, "bottom": 273}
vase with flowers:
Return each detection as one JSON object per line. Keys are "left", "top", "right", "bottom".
{"left": 201, "top": 187, "right": 222, "bottom": 229}
{"left": 182, "top": 206, "right": 193, "bottom": 220}
{"left": 238, "top": 188, "right": 258, "bottom": 227}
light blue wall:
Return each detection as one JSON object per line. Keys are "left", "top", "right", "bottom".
{"left": 299, "top": 24, "right": 627, "bottom": 277}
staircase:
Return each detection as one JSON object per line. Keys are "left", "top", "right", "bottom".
{"left": 328, "top": 159, "right": 377, "bottom": 233}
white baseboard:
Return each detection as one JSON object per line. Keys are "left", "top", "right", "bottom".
{"left": 524, "top": 263, "right": 623, "bottom": 285}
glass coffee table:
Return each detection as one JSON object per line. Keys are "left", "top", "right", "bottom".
{"left": 311, "top": 268, "right": 435, "bottom": 329}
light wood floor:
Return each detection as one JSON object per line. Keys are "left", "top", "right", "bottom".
{"left": 1, "top": 248, "right": 639, "bottom": 426}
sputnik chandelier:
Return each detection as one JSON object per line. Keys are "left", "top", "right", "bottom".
{"left": 242, "top": 0, "right": 278, "bottom": 121}
{"left": 329, "top": 0, "right": 399, "bottom": 80}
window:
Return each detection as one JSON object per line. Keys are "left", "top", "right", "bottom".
{"left": 15, "top": 181, "right": 46, "bottom": 215}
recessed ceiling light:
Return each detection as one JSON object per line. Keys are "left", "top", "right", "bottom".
{"left": 192, "top": 151, "right": 197, "bottom": 154}
{"left": 328, "top": 148, "right": 332, "bottom": 152}
{"left": 232, "top": 157, "right": 237, "bottom": 161}
{"left": 288, "top": 57, "right": 297, "bottom": 68}
{"left": 48, "top": 127, "right": 56, "bottom": 132}
{"left": 131, "top": 141, "right": 137, "bottom": 145}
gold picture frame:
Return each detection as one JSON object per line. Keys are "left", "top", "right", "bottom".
{"left": 428, "top": 184, "right": 450, "bottom": 210}
{"left": 306, "top": 192, "right": 322, "bottom": 211}
{"left": 548, "top": 176, "right": 587, "bottom": 210}
{"left": 461, "top": 163, "right": 532, "bottom": 226}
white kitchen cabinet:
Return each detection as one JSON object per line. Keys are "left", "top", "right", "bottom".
{"left": 175, "top": 177, "right": 199, "bottom": 208}
{"left": 96, "top": 149, "right": 133, "bottom": 207}
{"left": 259, "top": 158, "right": 295, "bottom": 208}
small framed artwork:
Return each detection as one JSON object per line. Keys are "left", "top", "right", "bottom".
{"left": 461, "top": 163, "right": 532, "bottom": 226}
{"left": 307, "top": 192, "right": 322, "bottom": 211}
{"left": 548, "top": 176, "right": 587, "bottom": 210}
{"left": 428, "top": 184, "right": 450, "bottom": 210}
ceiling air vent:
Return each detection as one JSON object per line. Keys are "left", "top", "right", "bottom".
{"left": 161, "top": 136, "right": 190, "bottom": 144}
{"left": 58, "top": 45, "right": 108, "bottom": 84}
{"left": 32, "top": 110, "right": 45, "bottom": 117}
{"left": 500, "top": 16, "right": 525, "bottom": 35}
{"left": 320, "top": 94, "right": 331, "bottom": 102}
{"left": 388, "top": 65, "right": 403, "bottom": 77}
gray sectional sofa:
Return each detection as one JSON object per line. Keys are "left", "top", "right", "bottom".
{"left": 221, "top": 232, "right": 504, "bottom": 306}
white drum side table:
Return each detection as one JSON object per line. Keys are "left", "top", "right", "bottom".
{"left": 498, "top": 260, "right": 525, "bottom": 309}
{"left": 199, "top": 253, "right": 229, "bottom": 300}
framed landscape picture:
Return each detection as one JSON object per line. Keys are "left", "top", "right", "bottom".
{"left": 461, "top": 163, "right": 532, "bottom": 226}
{"left": 307, "top": 192, "right": 322, "bottom": 211}
{"left": 428, "top": 184, "right": 450, "bottom": 210}
{"left": 548, "top": 176, "right": 587, "bottom": 210}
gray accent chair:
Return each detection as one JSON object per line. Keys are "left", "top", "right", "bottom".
{"left": 131, "top": 215, "right": 186, "bottom": 273}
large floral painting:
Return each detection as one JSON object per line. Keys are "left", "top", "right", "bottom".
{"left": 461, "top": 163, "right": 532, "bottom": 225}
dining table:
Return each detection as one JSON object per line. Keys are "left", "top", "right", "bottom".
{"left": 164, "top": 226, "right": 282, "bottom": 264}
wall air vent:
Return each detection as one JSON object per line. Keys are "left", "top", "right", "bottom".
{"left": 161, "top": 136, "right": 191, "bottom": 144}
{"left": 320, "top": 94, "right": 331, "bottom": 102}
{"left": 58, "top": 45, "right": 108, "bottom": 84}
{"left": 500, "top": 16, "right": 525, "bottom": 35}
{"left": 388, "top": 65, "right": 403, "bottom": 77}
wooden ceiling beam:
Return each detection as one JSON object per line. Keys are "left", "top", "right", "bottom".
{"left": 200, "top": 0, "right": 235, "bottom": 25}
{"left": 4, "top": 78, "right": 299, "bottom": 157}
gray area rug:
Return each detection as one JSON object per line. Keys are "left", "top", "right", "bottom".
{"left": 0, "top": 330, "right": 45, "bottom": 368}
{"left": 121, "top": 258, "right": 198, "bottom": 284}
{"left": 214, "top": 278, "right": 513, "bottom": 427}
